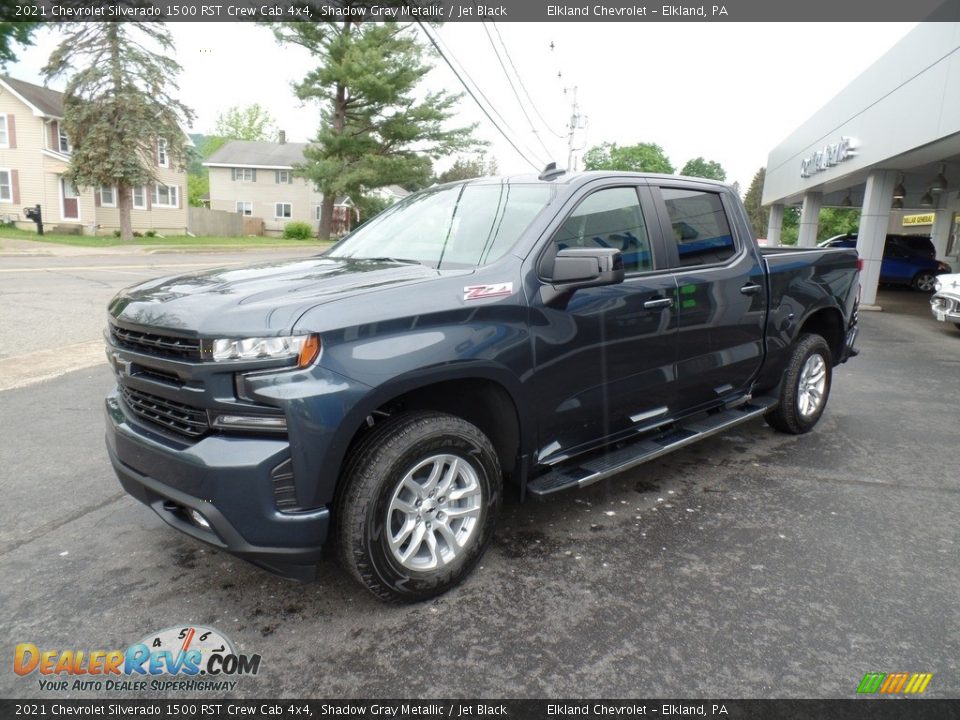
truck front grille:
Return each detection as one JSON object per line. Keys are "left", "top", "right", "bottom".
{"left": 111, "top": 325, "right": 202, "bottom": 360}
{"left": 120, "top": 385, "right": 209, "bottom": 439}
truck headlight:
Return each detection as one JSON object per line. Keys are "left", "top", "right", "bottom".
{"left": 211, "top": 334, "right": 320, "bottom": 367}
{"left": 934, "top": 278, "right": 942, "bottom": 292}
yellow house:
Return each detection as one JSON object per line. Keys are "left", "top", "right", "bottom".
{"left": 0, "top": 75, "right": 188, "bottom": 235}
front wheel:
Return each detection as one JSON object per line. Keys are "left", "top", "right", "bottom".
{"left": 336, "top": 411, "right": 501, "bottom": 603}
{"left": 765, "top": 333, "right": 833, "bottom": 435}
{"left": 912, "top": 272, "right": 938, "bottom": 292}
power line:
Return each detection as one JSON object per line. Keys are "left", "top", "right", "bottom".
{"left": 417, "top": 21, "right": 544, "bottom": 172}
{"left": 482, "top": 21, "right": 556, "bottom": 161}
{"left": 489, "top": 23, "right": 566, "bottom": 140}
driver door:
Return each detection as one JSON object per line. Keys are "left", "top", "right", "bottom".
{"left": 529, "top": 184, "right": 679, "bottom": 465}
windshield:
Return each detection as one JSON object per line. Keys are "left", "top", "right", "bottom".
{"left": 328, "top": 182, "right": 555, "bottom": 269}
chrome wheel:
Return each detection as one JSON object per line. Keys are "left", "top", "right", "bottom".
{"left": 386, "top": 454, "right": 483, "bottom": 572}
{"left": 797, "top": 353, "right": 827, "bottom": 417}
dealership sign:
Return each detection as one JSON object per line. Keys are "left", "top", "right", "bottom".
{"left": 800, "top": 137, "right": 857, "bottom": 178}
{"left": 903, "top": 213, "right": 934, "bottom": 226}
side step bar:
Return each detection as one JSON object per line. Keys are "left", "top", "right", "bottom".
{"left": 527, "top": 396, "right": 778, "bottom": 497}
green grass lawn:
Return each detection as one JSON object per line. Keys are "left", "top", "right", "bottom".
{"left": 0, "top": 225, "right": 334, "bottom": 250}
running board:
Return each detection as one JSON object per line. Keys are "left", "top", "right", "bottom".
{"left": 527, "top": 397, "right": 778, "bottom": 497}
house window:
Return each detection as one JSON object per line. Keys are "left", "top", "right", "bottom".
{"left": 99, "top": 187, "right": 116, "bottom": 207}
{"left": 233, "top": 168, "right": 256, "bottom": 182}
{"left": 0, "top": 170, "right": 11, "bottom": 202}
{"left": 0, "top": 117, "right": 7, "bottom": 148}
{"left": 157, "top": 138, "right": 168, "bottom": 168}
{"left": 314, "top": 205, "right": 322, "bottom": 221}
{"left": 275, "top": 202, "right": 292, "bottom": 219}
{"left": 58, "top": 123, "right": 71, "bottom": 154}
{"left": 275, "top": 170, "right": 292, "bottom": 184}
{"left": 154, "top": 184, "right": 179, "bottom": 208}
{"left": 132, "top": 186, "right": 147, "bottom": 209}
{"left": 236, "top": 201, "right": 252, "bottom": 216}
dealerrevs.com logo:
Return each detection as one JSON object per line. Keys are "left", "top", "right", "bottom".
{"left": 14, "top": 625, "right": 261, "bottom": 693}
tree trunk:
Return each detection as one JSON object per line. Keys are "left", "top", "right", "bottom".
{"left": 118, "top": 184, "right": 134, "bottom": 241}
{"left": 319, "top": 194, "right": 335, "bottom": 241}
{"left": 318, "top": 58, "right": 349, "bottom": 242}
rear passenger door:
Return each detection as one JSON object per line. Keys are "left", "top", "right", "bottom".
{"left": 650, "top": 185, "right": 766, "bottom": 411}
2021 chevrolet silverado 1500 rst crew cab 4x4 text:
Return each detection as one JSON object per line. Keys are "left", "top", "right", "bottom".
{"left": 104, "top": 171, "right": 860, "bottom": 602}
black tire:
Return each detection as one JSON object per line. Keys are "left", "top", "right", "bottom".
{"left": 765, "top": 333, "right": 833, "bottom": 435}
{"left": 335, "top": 411, "right": 501, "bottom": 603}
{"left": 912, "top": 272, "right": 938, "bottom": 292}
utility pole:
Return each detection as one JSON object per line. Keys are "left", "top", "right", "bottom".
{"left": 565, "top": 85, "right": 587, "bottom": 171}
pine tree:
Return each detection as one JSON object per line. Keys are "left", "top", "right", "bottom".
{"left": 743, "top": 167, "right": 768, "bottom": 238}
{"left": 43, "top": 21, "right": 193, "bottom": 240}
{"left": 272, "top": 20, "right": 480, "bottom": 240}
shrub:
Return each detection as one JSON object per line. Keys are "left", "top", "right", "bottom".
{"left": 112, "top": 230, "right": 121, "bottom": 237}
{"left": 144, "top": 230, "right": 156, "bottom": 238}
{"left": 283, "top": 221, "right": 313, "bottom": 240}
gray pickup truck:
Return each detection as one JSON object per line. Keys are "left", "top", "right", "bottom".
{"left": 105, "top": 171, "right": 860, "bottom": 601}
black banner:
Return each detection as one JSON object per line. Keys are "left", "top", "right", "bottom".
{"left": 6, "top": 0, "right": 960, "bottom": 22}
{"left": 1, "top": 700, "right": 959, "bottom": 720}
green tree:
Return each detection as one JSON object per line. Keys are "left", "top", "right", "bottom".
{"left": 213, "top": 103, "right": 277, "bottom": 142}
{"left": 43, "top": 21, "right": 193, "bottom": 240}
{"left": 272, "top": 20, "right": 481, "bottom": 240}
{"left": 582, "top": 142, "right": 674, "bottom": 174}
{"left": 743, "top": 167, "right": 768, "bottom": 238}
{"left": 680, "top": 156, "right": 727, "bottom": 181}
{"left": 0, "top": 20, "right": 41, "bottom": 66}
{"left": 436, "top": 153, "right": 498, "bottom": 184}
{"left": 818, "top": 207, "right": 859, "bottom": 240}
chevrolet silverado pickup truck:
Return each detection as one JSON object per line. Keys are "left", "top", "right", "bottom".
{"left": 104, "top": 171, "right": 860, "bottom": 602}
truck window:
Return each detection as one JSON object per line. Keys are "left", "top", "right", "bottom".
{"left": 330, "top": 182, "right": 554, "bottom": 269}
{"left": 552, "top": 187, "right": 653, "bottom": 274}
{"left": 661, "top": 188, "right": 736, "bottom": 267}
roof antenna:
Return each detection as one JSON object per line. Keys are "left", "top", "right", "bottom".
{"left": 539, "top": 162, "right": 566, "bottom": 181}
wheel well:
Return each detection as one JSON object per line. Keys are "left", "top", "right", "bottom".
{"left": 799, "top": 308, "right": 844, "bottom": 364}
{"left": 354, "top": 379, "right": 522, "bottom": 482}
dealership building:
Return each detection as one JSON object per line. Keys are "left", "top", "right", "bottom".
{"left": 762, "top": 22, "right": 960, "bottom": 306}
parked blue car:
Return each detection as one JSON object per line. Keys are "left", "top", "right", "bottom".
{"left": 824, "top": 236, "right": 952, "bottom": 292}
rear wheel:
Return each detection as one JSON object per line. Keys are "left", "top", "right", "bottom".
{"left": 912, "top": 272, "right": 938, "bottom": 292}
{"left": 765, "top": 333, "right": 832, "bottom": 435}
{"left": 336, "top": 411, "right": 501, "bottom": 603}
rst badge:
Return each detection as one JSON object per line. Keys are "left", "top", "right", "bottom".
{"left": 463, "top": 282, "right": 513, "bottom": 301}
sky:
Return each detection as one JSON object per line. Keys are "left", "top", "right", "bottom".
{"left": 8, "top": 21, "right": 918, "bottom": 190}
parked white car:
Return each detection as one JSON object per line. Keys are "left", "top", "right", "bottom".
{"left": 930, "top": 273, "right": 960, "bottom": 330}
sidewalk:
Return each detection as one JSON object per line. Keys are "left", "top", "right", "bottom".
{"left": 0, "top": 236, "right": 327, "bottom": 258}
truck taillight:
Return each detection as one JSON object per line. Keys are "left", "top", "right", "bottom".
{"left": 857, "top": 258, "right": 864, "bottom": 272}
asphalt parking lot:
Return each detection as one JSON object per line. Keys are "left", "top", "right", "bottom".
{"left": 2, "top": 247, "right": 959, "bottom": 700}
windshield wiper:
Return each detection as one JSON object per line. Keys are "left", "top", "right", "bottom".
{"left": 361, "top": 256, "right": 423, "bottom": 265}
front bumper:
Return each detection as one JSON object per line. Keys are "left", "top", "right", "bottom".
{"left": 105, "top": 390, "right": 329, "bottom": 580}
{"left": 930, "top": 292, "right": 960, "bottom": 323}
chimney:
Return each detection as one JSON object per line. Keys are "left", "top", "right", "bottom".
{"left": 278, "top": 130, "right": 286, "bottom": 144}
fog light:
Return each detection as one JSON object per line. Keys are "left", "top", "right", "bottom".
{"left": 187, "top": 509, "right": 211, "bottom": 531}
{"left": 210, "top": 413, "right": 287, "bottom": 431}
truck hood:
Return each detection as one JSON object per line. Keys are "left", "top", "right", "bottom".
{"left": 109, "top": 256, "right": 444, "bottom": 336}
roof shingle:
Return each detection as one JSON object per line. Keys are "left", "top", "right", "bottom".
{"left": 1, "top": 75, "right": 64, "bottom": 118}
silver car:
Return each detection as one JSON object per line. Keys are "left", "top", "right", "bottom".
{"left": 930, "top": 273, "right": 960, "bottom": 330}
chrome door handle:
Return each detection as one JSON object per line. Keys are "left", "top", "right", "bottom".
{"left": 740, "top": 283, "right": 762, "bottom": 295}
{"left": 643, "top": 297, "right": 673, "bottom": 309}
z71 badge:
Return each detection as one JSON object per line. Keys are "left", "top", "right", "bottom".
{"left": 463, "top": 282, "right": 513, "bottom": 301}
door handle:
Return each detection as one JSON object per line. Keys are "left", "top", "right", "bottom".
{"left": 740, "top": 283, "right": 762, "bottom": 295}
{"left": 643, "top": 297, "right": 673, "bottom": 309}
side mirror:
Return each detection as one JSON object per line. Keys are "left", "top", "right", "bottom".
{"left": 551, "top": 247, "right": 624, "bottom": 287}
{"left": 541, "top": 247, "right": 624, "bottom": 305}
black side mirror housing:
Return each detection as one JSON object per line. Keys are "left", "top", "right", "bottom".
{"left": 541, "top": 247, "right": 625, "bottom": 305}
{"left": 551, "top": 247, "right": 624, "bottom": 287}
